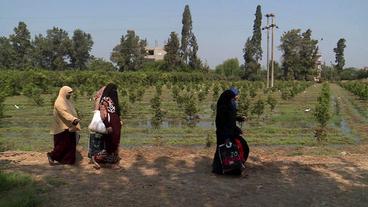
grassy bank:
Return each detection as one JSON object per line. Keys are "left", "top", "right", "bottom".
{"left": 0, "top": 171, "right": 40, "bottom": 207}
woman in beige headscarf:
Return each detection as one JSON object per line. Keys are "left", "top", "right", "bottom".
{"left": 47, "top": 86, "right": 81, "bottom": 165}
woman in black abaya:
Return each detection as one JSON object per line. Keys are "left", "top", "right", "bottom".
{"left": 212, "top": 87, "right": 249, "bottom": 175}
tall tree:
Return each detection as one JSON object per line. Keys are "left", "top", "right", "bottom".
{"left": 243, "top": 5, "right": 262, "bottom": 80}
{"left": 180, "top": 5, "right": 200, "bottom": 69}
{"left": 0, "top": 37, "right": 15, "bottom": 69}
{"left": 110, "top": 30, "right": 147, "bottom": 71}
{"left": 279, "top": 29, "right": 302, "bottom": 80}
{"left": 9, "top": 22, "right": 32, "bottom": 68}
{"left": 189, "top": 34, "right": 201, "bottom": 69}
{"left": 243, "top": 37, "right": 260, "bottom": 80}
{"left": 181, "top": 5, "right": 192, "bottom": 65}
{"left": 164, "top": 32, "right": 181, "bottom": 71}
{"left": 299, "top": 29, "right": 319, "bottom": 80}
{"left": 334, "top": 38, "right": 346, "bottom": 73}
{"left": 279, "top": 29, "right": 318, "bottom": 80}
{"left": 252, "top": 5, "right": 263, "bottom": 62}
{"left": 33, "top": 27, "right": 71, "bottom": 70}
{"left": 70, "top": 29, "right": 93, "bottom": 69}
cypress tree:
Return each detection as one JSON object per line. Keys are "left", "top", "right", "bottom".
{"left": 334, "top": 38, "right": 346, "bottom": 73}
{"left": 180, "top": 5, "right": 200, "bottom": 69}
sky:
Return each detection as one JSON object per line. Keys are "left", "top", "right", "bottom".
{"left": 1, "top": 0, "right": 367, "bottom": 69}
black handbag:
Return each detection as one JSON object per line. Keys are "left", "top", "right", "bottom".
{"left": 218, "top": 140, "right": 243, "bottom": 174}
{"left": 88, "top": 133, "right": 105, "bottom": 158}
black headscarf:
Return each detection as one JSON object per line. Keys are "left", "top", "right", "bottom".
{"left": 215, "top": 89, "right": 237, "bottom": 143}
{"left": 101, "top": 83, "right": 121, "bottom": 116}
{"left": 216, "top": 89, "right": 236, "bottom": 112}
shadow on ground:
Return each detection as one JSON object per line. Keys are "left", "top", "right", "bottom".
{"left": 0, "top": 147, "right": 367, "bottom": 207}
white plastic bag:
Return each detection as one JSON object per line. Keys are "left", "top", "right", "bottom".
{"left": 88, "top": 110, "right": 108, "bottom": 134}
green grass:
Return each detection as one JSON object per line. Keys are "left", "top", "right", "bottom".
{"left": 0, "top": 171, "right": 40, "bottom": 207}
{"left": 0, "top": 82, "right": 365, "bottom": 151}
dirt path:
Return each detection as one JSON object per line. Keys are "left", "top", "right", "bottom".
{"left": 1, "top": 146, "right": 367, "bottom": 207}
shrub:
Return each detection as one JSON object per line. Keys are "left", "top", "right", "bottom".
{"left": 252, "top": 98, "right": 265, "bottom": 119}
{"left": 266, "top": 94, "right": 277, "bottom": 112}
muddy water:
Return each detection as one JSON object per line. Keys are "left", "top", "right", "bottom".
{"left": 339, "top": 119, "right": 361, "bottom": 144}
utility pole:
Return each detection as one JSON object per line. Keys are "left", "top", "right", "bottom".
{"left": 270, "top": 14, "right": 275, "bottom": 88}
{"left": 263, "top": 15, "right": 270, "bottom": 88}
{"left": 263, "top": 14, "right": 278, "bottom": 88}
{"left": 264, "top": 13, "right": 278, "bottom": 88}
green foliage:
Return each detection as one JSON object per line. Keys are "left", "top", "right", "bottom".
{"left": 136, "top": 87, "right": 145, "bottom": 102}
{"left": 277, "top": 81, "right": 312, "bottom": 100}
{"left": 252, "top": 5, "right": 263, "bottom": 62}
{"left": 155, "top": 84, "right": 163, "bottom": 96}
{"left": 243, "top": 37, "right": 261, "bottom": 80}
{"left": 171, "top": 85, "right": 180, "bottom": 101}
{"left": 87, "top": 57, "right": 116, "bottom": 71}
{"left": 197, "top": 88, "right": 207, "bottom": 102}
{"left": 33, "top": 27, "right": 72, "bottom": 70}
{"left": 340, "top": 81, "right": 368, "bottom": 100}
{"left": 9, "top": 21, "right": 32, "bottom": 68}
{"left": 205, "top": 133, "right": 213, "bottom": 148}
{"left": 279, "top": 29, "right": 319, "bottom": 80}
{"left": 180, "top": 5, "right": 201, "bottom": 70}
{"left": 252, "top": 98, "right": 265, "bottom": 118}
{"left": 183, "top": 93, "right": 199, "bottom": 127}
{"left": 314, "top": 83, "right": 331, "bottom": 141}
{"left": 238, "top": 93, "right": 251, "bottom": 118}
{"left": 0, "top": 36, "right": 16, "bottom": 68}
{"left": 281, "top": 88, "right": 292, "bottom": 100}
{"left": 128, "top": 89, "right": 137, "bottom": 104}
{"left": 215, "top": 58, "right": 242, "bottom": 77}
{"left": 110, "top": 30, "right": 147, "bottom": 71}
{"left": 249, "top": 87, "right": 257, "bottom": 98}
{"left": 266, "top": 94, "right": 277, "bottom": 111}
{"left": 22, "top": 83, "right": 44, "bottom": 106}
{"left": 164, "top": 32, "right": 181, "bottom": 71}
{"left": 150, "top": 94, "right": 165, "bottom": 129}
{"left": 183, "top": 94, "right": 198, "bottom": 117}
{"left": 334, "top": 38, "right": 346, "bottom": 73}
{"left": 212, "top": 83, "right": 220, "bottom": 101}
{"left": 0, "top": 171, "right": 40, "bottom": 207}
{"left": 0, "top": 92, "right": 6, "bottom": 118}
{"left": 242, "top": 5, "right": 263, "bottom": 80}
{"left": 119, "top": 97, "right": 130, "bottom": 117}
{"left": 70, "top": 29, "right": 93, "bottom": 69}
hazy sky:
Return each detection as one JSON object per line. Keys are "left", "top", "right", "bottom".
{"left": 1, "top": 0, "right": 367, "bottom": 69}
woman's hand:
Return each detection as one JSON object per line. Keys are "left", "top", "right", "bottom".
{"left": 107, "top": 127, "right": 113, "bottom": 134}
{"left": 72, "top": 119, "right": 80, "bottom": 125}
{"left": 236, "top": 116, "right": 246, "bottom": 122}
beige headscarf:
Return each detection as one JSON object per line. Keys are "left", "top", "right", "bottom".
{"left": 50, "top": 86, "right": 81, "bottom": 134}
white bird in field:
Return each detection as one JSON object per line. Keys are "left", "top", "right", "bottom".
{"left": 14, "top": 105, "right": 19, "bottom": 109}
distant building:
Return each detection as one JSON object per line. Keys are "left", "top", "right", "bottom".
{"left": 145, "top": 47, "right": 167, "bottom": 61}
{"left": 314, "top": 52, "right": 323, "bottom": 82}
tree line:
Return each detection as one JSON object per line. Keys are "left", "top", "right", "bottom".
{"left": 0, "top": 5, "right": 205, "bottom": 72}
{"left": 214, "top": 5, "right": 355, "bottom": 81}
{"left": 0, "top": 22, "right": 94, "bottom": 70}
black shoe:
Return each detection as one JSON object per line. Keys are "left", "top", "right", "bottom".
{"left": 47, "top": 153, "right": 55, "bottom": 165}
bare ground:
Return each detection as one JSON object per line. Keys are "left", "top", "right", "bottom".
{"left": 1, "top": 145, "right": 368, "bottom": 207}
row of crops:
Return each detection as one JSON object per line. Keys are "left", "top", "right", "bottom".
{"left": 339, "top": 80, "right": 368, "bottom": 100}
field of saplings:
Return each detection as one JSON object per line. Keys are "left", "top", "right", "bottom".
{"left": 1, "top": 70, "right": 367, "bottom": 152}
